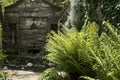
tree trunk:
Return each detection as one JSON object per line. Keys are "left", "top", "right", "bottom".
{"left": 65, "top": 0, "right": 86, "bottom": 30}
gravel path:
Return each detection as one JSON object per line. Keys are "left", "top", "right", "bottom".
{"left": 2, "top": 70, "right": 40, "bottom": 80}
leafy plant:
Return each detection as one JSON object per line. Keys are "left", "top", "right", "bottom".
{"left": 0, "top": 52, "right": 8, "bottom": 80}
{"left": 1, "top": 0, "right": 16, "bottom": 7}
{"left": 0, "top": 71, "right": 12, "bottom": 80}
{"left": 39, "top": 68, "right": 69, "bottom": 80}
{"left": 78, "top": 21, "right": 120, "bottom": 80}
{"left": 0, "top": 52, "right": 6, "bottom": 66}
{"left": 45, "top": 22, "right": 99, "bottom": 79}
{"left": 45, "top": 20, "right": 120, "bottom": 80}
{"left": 88, "top": 21, "right": 120, "bottom": 80}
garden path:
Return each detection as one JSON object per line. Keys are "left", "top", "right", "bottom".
{"left": 2, "top": 69, "right": 40, "bottom": 80}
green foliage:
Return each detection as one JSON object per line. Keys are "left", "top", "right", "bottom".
{"left": 0, "top": 52, "right": 6, "bottom": 65}
{"left": 0, "top": 72, "right": 12, "bottom": 80}
{"left": 64, "top": 0, "right": 120, "bottom": 30}
{"left": 100, "top": 0, "right": 120, "bottom": 29}
{"left": 0, "top": 52, "right": 6, "bottom": 59}
{"left": 89, "top": 21, "right": 120, "bottom": 80}
{"left": 45, "top": 21, "right": 120, "bottom": 80}
{"left": 80, "top": 21, "right": 120, "bottom": 80}
{"left": 39, "top": 68, "right": 69, "bottom": 80}
{"left": 86, "top": 0, "right": 120, "bottom": 29}
{"left": 0, "top": 52, "right": 9, "bottom": 80}
{"left": 1, "top": 0, "right": 16, "bottom": 7}
{"left": 0, "top": 0, "right": 17, "bottom": 16}
{"left": 45, "top": 22, "right": 99, "bottom": 77}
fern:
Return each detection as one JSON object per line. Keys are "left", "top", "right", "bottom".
{"left": 45, "top": 22, "right": 99, "bottom": 78}
{"left": 45, "top": 21, "right": 120, "bottom": 80}
{"left": 90, "top": 21, "right": 120, "bottom": 80}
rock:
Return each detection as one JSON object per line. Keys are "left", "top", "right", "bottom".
{"left": 58, "top": 71, "right": 70, "bottom": 80}
{"left": 26, "top": 62, "right": 33, "bottom": 67}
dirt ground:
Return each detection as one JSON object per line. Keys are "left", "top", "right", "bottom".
{"left": 2, "top": 70, "right": 40, "bottom": 80}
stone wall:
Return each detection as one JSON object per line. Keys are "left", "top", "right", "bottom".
{"left": 3, "top": 0, "right": 61, "bottom": 53}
